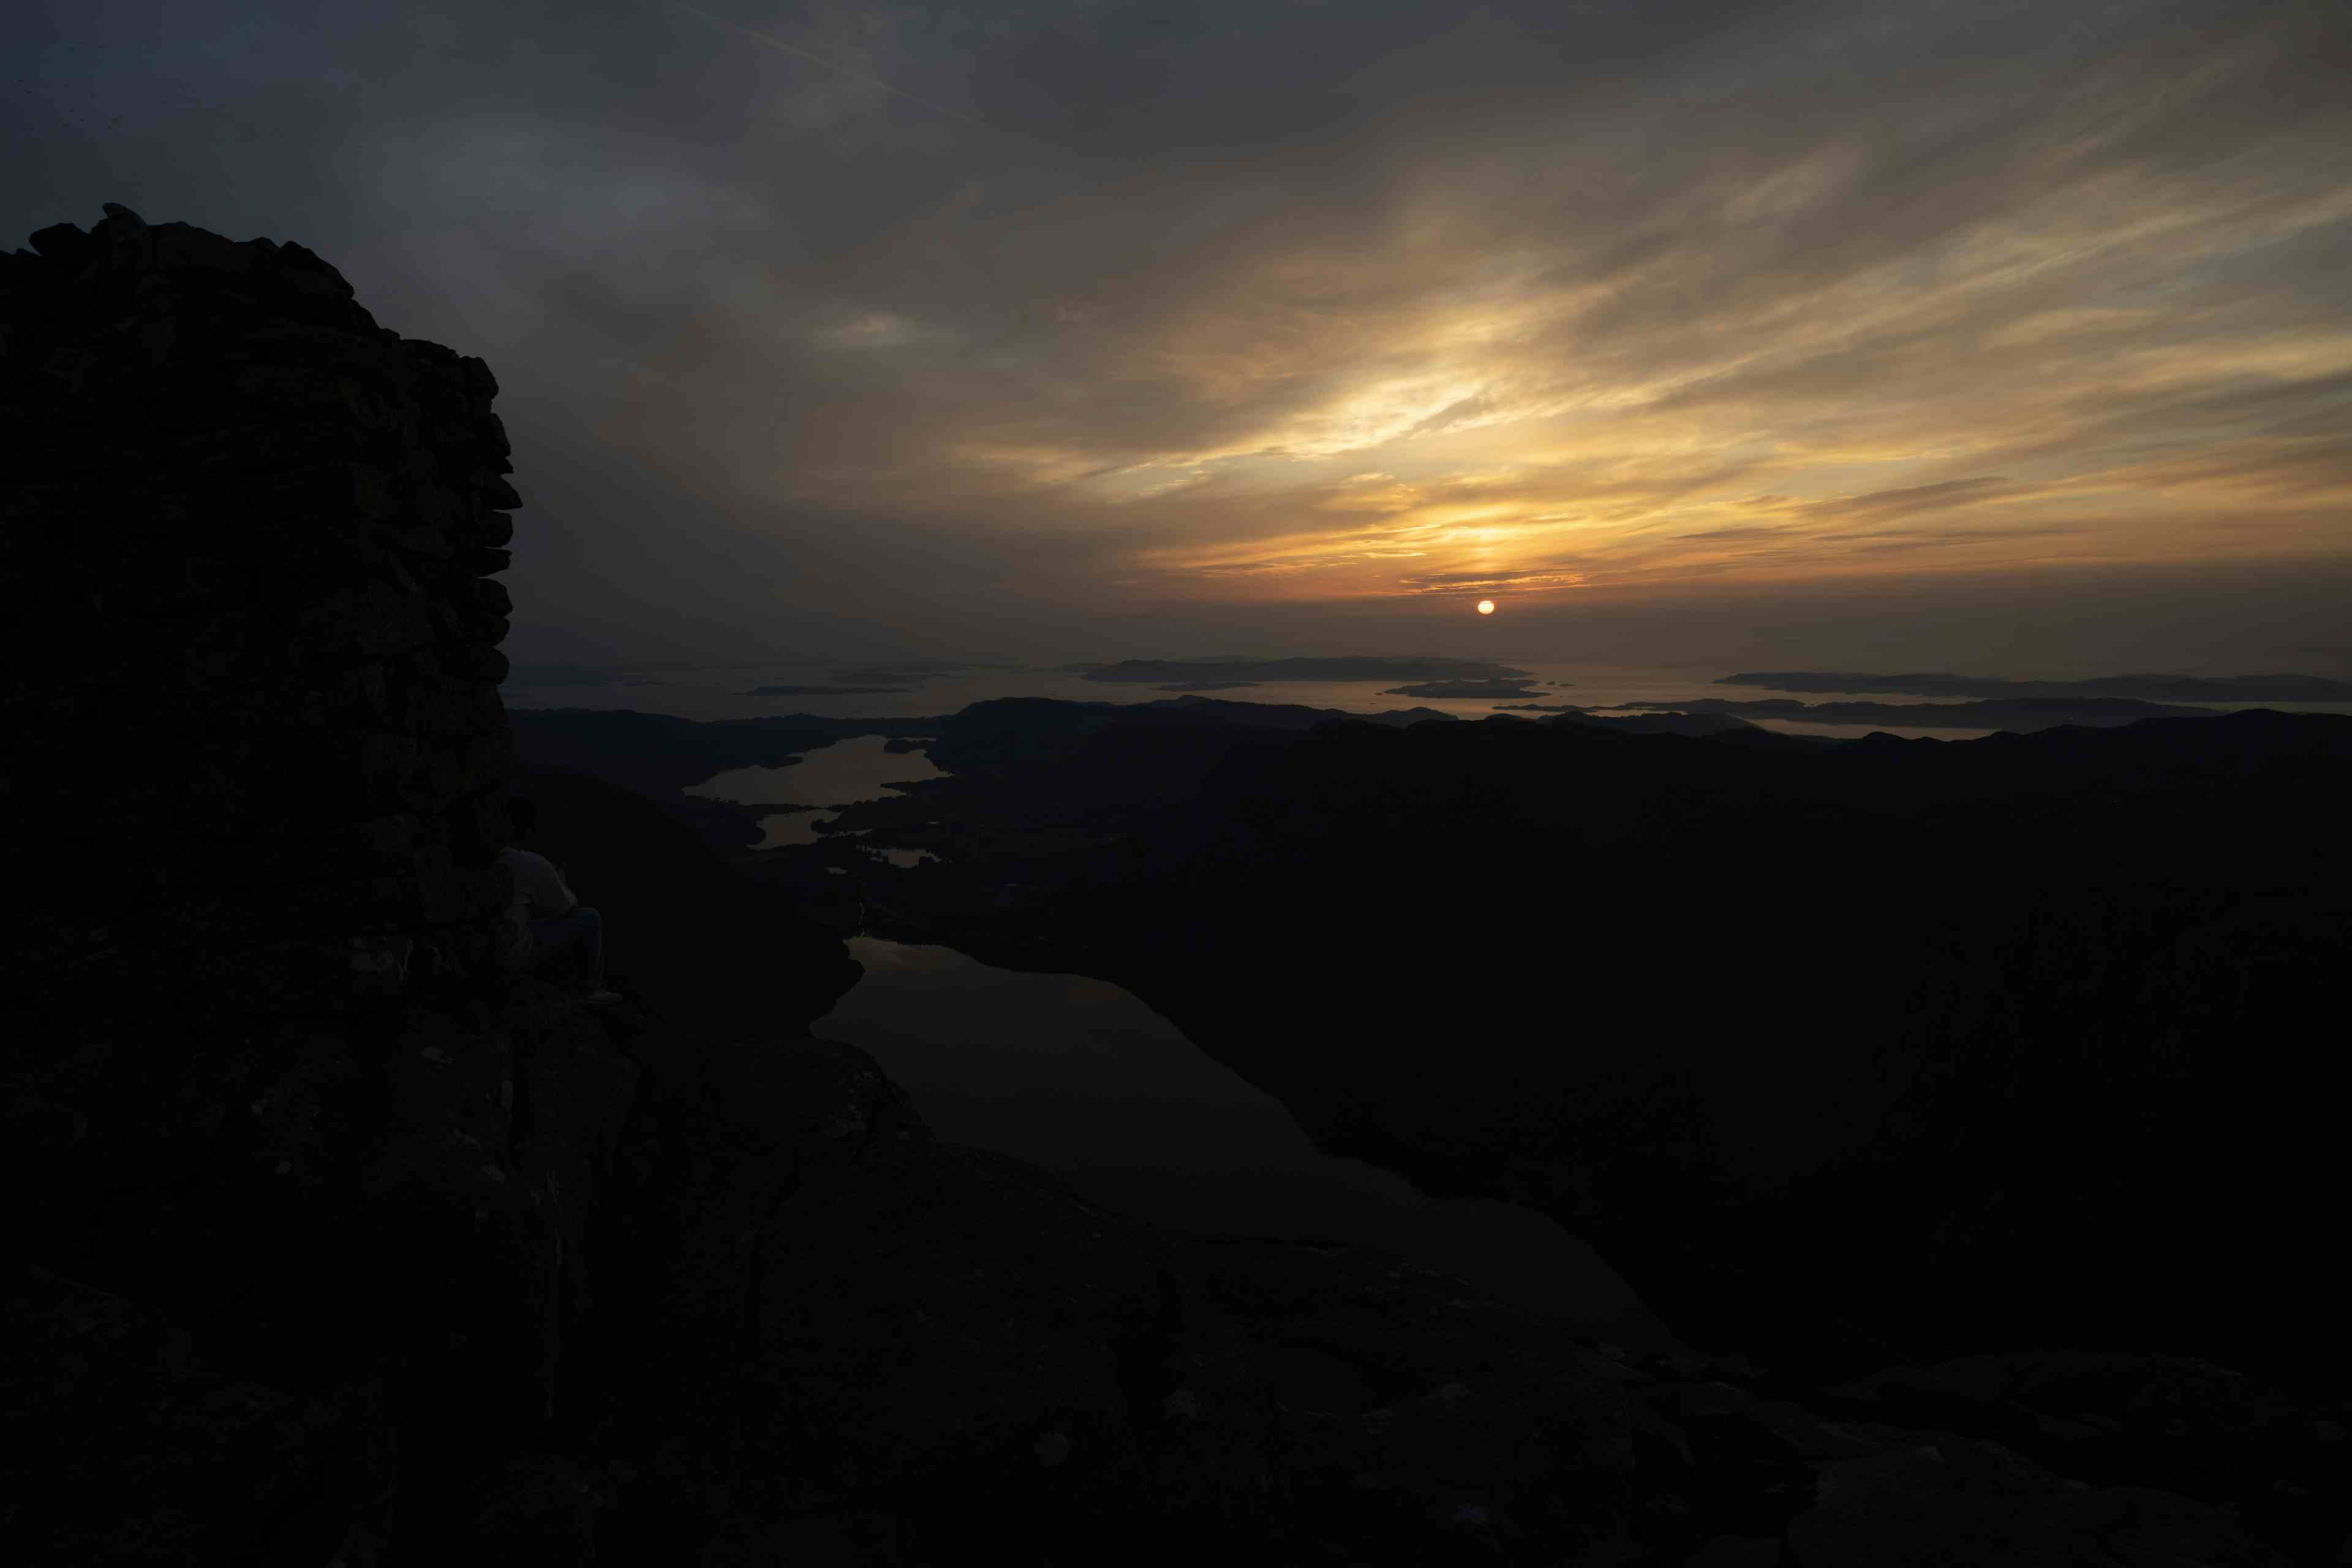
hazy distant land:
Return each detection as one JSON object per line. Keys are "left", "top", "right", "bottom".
{"left": 1072, "top": 655, "right": 1534, "bottom": 684}
{"left": 1379, "top": 679, "right": 1548, "bottom": 698}
{"left": 1155, "top": 680, "right": 1262, "bottom": 692}
{"left": 1131, "top": 695, "right": 1460, "bottom": 727}
{"left": 1606, "top": 695, "right": 2222, "bottom": 728}
{"left": 1719, "top": 670, "right": 2352, "bottom": 701}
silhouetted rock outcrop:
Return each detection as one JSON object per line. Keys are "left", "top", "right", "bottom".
{"left": 0, "top": 208, "right": 848, "bottom": 1559}
{"left": 5, "top": 203, "right": 519, "bottom": 1022}
{"left": 2, "top": 202, "right": 617, "bottom": 1555}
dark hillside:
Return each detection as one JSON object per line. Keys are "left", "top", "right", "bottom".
{"left": 937, "top": 709, "right": 2352, "bottom": 1391}
{"left": 515, "top": 763, "right": 860, "bottom": 1024}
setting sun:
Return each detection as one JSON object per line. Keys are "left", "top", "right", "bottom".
{"left": 1476, "top": 600, "right": 1495, "bottom": 616}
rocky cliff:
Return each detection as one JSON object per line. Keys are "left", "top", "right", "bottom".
{"left": 3, "top": 203, "right": 518, "bottom": 1020}
{"left": 0, "top": 206, "right": 1636, "bottom": 1565}
{"left": 1, "top": 200, "right": 596, "bottom": 1555}
{"left": 2, "top": 209, "right": 2325, "bottom": 1566}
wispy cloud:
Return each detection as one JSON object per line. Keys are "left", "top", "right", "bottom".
{"left": 15, "top": 0, "right": 2346, "bottom": 658}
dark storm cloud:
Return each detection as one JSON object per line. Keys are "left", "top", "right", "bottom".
{"left": 6, "top": 0, "right": 2346, "bottom": 663}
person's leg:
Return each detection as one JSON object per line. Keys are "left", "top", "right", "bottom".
{"left": 571, "top": 907, "right": 604, "bottom": 989}
{"left": 527, "top": 907, "right": 603, "bottom": 989}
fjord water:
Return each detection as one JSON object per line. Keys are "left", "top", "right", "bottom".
{"left": 683, "top": 733, "right": 949, "bottom": 848}
{"left": 615, "top": 702, "right": 1660, "bottom": 1341}
{"left": 816, "top": 934, "right": 1675, "bottom": 1346}
{"left": 688, "top": 739, "right": 1678, "bottom": 1336}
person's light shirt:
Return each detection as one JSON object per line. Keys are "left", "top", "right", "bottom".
{"left": 497, "top": 846, "right": 579, "bottom": 965}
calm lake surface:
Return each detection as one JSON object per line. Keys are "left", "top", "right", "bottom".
{"left": 691, "top": 731, "right": 1671, "bottom": 1340}
{"left": 815, "top": 935, "right": 1673, "bottom": 1347}
{"left": 684, "top": 734, "right": 949, "bottom": 851}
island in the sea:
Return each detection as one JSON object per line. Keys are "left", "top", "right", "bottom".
{"left": 1600, "top": 695, "right": 2220, "bottom": 728}
{"left": 1717, "top": 669, "right": 2352, "bottom": 701}
{"left": 1154, "top": 680, "right": 1262, "bottom": 692}
{"left": 1381, "top": 679, "right": 1547, "bottom": 699}
{"left": 741, "top": 684, "right": 916, "bottom": 696}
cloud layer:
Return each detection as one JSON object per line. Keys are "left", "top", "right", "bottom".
{"left": 7, "top": 0, "right": 2348, "bottom": 665}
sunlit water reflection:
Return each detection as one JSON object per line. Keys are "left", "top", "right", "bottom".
{"left": 816, "top": 936, "right": 1673, "bottom": 1346}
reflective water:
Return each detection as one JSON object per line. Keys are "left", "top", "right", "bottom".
{"left": 816, "top": 935, "right": 1675, "bottom": 1346}
{"left": 684, "top": 733, "right": 946, "bottom": 806}
{"left": 752, "top": 810, "right": 837, "bottom": 849}
{"left": 682, "top": 735, "right": 948, "bottom": 852}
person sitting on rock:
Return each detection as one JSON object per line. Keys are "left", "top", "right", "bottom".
{"left": 499, "top": 798, "right": 620, "bottom": 1005}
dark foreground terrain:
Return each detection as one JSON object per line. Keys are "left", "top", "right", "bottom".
{"left": 806, "top": 700, "right": 2351, "bottom": 1390}
{"left": 7, "top": 208, "right": 2344, "bottom": 1564}
{"left": 733, "top": 698, "right": 2352, "bottom": 1561}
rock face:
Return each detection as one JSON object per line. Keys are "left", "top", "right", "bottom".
{"left": 0, "top": 208, "right": 834, "bottom": 1559}
{"left": 3, "top": 203, "right": 519, "bottom": 1021}
{"left": 2, "top": 202, "right": 565, "bottom": 1554}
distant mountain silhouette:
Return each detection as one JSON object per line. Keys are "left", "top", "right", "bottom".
{"left": 1077, "top": 655, "right": 1534, "bottom": 683}
{"left": 1720, "top": 669, "right": 2352, "bottom": 701}
{"left": 1379, "top": 679, "right": 1547, "bottom": 698}
{"left": 1602, "top": 695, "right": 2220, "bottom": 728}
{"left": 1553, "top": 709, "right": 1764, "bottom": 736}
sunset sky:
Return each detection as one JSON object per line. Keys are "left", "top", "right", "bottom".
{"left": 8, "top": 1, "right": 2348, "bottom": 669}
